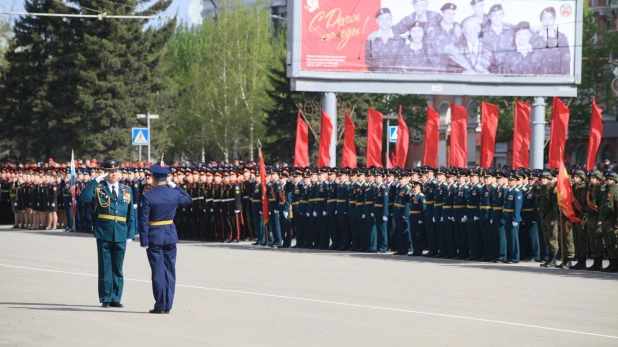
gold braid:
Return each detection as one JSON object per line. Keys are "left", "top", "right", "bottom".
{"left": 95, "top": 188, "right": 111, "bottom": 209}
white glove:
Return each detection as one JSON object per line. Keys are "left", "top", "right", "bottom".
{"left": 473, "top": 217, "right": 480, "bottom": 221}
{"left": 335, "top": 211, "right": 338, "bottom": 215}
{"left": 210, "top": 208, "right": 213, "bottom": 212}
{"left": 126, "top": 239, "right": 133, "bottom": 244}
{"left": 532, "top": 221, "right": 537, "bottom": 224}
{"left": 432, "top": 217, "right": 435, "bottom": 222}
{"left": 306, "top": 213, "right": 310, "bottom": 217}
{"left": 133, "top": 204, "right": 137, "bottom": 209}
{"left": 234, "top": 210, "right": 240, "bottom": 213}
{"left": 382, "top": 216, "right": 388, "bottom": 221}
{"left": 461, "top": 218, "right": 466, "bottom": 223}
{"left": 166, "top": 181, "right": 177, "bottom": 188}
{"left": 283, "top": 211, "right": 289, "bottom": 218}
{"left": 274, "top": 210, "right": 279, "bottom": 214}
{"left": 371, "top": 213, "right": 374, "bottom": 217}
{"left": 259, "top": 211, "right": 263, "bottom": 215}
{"left": 512, "top": 222, "right": 518, "bottom": 226}
{"left": 219, "top": 209, "right": 222, "bottom": 213}
{"left": 440, "top": 217, "right": 444, "bottom": 222}
{"left": 490, "top": 219, "right": 493, "bottom": 224}
{"left": 322, "top": 211, "right": 327, "bottom": 216}
{"left": 312, "top": 211, "right": 317, "bottom": 217}
{"left": 362, "top": 214, "right": 365, "bottom": 219}
{"left": 94, "top": 173, "right": 108, "bottom": 183}
{"left": 418, "top": 220, "right": 423, "bottom": 224}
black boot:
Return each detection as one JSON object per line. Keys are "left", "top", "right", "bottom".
{"left": 541, "top": 253, "right": 556, "bottom": 268}
{"left": 569, "top": 257, "right": 587, "bottom": 270}
{"left": 586, "top": 257, "right": 603, "bottom": 271}
{"left": 556, "top": 258, "right": 572, "bottom": 269}
{"left": 602, "top": 259, "right": 618, "bottom": 273}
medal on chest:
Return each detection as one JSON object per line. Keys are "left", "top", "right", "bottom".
{"left": 121, "top": 189, "right": 131, "bottom": 203}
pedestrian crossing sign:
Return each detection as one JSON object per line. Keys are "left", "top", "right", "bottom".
{"left": 389, "top": 126, "right": 398, "bottom": 143}
{"left": 132, "top": 128, "right": 149, "bottom": 145}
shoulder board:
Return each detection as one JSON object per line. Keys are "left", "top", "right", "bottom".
{"left": 121, "top": 184, "right": 131, "bottom": 191}
{"left": 522, "top": 187, "right": 528, "bottom": 191}
{"left": 491, "top": 183, "right": 497, "bottom": 187}
{"left": 419, "top": 193, "right": 424, "bottom": 197}
{"left": 405, "top": 183, "right": 412, "bottom": 188}
{"left": 345, "top": 181, "right": 350, "bottom": 185}
{"left": 514, "top": 188, "right": 520, "bottom": 192}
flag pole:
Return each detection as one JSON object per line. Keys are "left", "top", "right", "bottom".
{"left": 559, "top": 148, "right": 565, "bottom": 270}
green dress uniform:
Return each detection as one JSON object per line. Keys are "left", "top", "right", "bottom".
{"left": 373, "top": 179, "right": 389, "bottom": 253}
{"left": 599, "top": 173, "right": 618, "bottom": 272}
{"left": 79, "top": 161, "right": 135, "bottom": 306}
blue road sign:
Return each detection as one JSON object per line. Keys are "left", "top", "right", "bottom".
{"left": 132, "top": 128, "right": 149, "bottom": 145}
{"left": 389, "top": 126, "right": 398, "bottom": 143}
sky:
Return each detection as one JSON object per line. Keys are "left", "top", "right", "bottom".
{"left": 0, "top": 0, "right": 200, "bottom": 26}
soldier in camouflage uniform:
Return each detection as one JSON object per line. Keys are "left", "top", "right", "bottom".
{"left": 539, "top": 171, "right": 559, "bottom": 267}
{"left": 569, "top": 170, "right": 588, "bottom": 269}
{"left": 598, "top": 173, "right": 618, "bottom": 273}
{"left": 584, "top": 170, "right": 604, "bottom": 271}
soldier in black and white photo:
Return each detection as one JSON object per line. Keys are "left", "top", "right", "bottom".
{"left": 464, "top": 0, "right": 489, "bottom": 29}
{"left": 480, "top": 4, "right": 514, "bottom": 73}
{"left": 532, "top": 7, "right": 571, "bottom": 75}
{"left": 445, "top": 17, "right": 492, "bottom": 74}
{"left": 391, "top": 0, "right": 442, "bottom": 36}
{"left": 395, "top": 21, "right": 430, "bottom": 73}
{"left": 502, "top": 22, "right": 542, "bottom": 75}
{"left": 426, "top": 3, "right": 462, "bottom": 72}
{"left": 365, "top": 8, "right": 406, "bottom": 72}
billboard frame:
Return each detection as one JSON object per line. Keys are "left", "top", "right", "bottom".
{"left": 287, "top": 0, "right": 584, "bottom": 97}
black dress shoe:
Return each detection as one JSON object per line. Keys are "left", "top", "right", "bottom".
{"left": 101, "top": 302, "right": 111, "bottom": 308}
{"left": 251, "top": 242, "right": 260, "bottom": 246}
{"left": 164, "top": 309, "right": 171, "bottom": 314}
{"left": 149, "top": 309, "right": 166, "bottom": 314}
{"left": 110, "top": 302, "right": 124, "bottom": 308}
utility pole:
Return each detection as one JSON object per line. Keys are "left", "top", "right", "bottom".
{"left": 137, "top": 113, "right": 159, "bottom": 164}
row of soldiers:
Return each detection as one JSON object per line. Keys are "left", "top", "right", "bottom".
{"left": 164, "top": 164, "right": 618, "bottom": 272}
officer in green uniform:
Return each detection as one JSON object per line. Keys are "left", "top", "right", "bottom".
{"left": 502, "top": 173, "right": 523, "bottom": 263}
{"left": 598, "top": 172, "right": 618, "bottom": 273}
{"left": 569, "top": 170, "right": 588, "bottom": 269}
{"left": 539, "top": 171, "right": 559, "bottom": 267}
{"left": 80, "top": 160, "right": 135, "bottom": 308}
{"left": 373, "top": 169, "right": 389, "bottom": 253}
{"left": 584, "top": 170, "right": 604, "bottom": 271}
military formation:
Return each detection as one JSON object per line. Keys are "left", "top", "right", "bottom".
{"left": 2, "top": 162, "right": 618, "bottom": 273}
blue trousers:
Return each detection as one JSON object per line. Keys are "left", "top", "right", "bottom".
{"left": 375, "top": 216, "right": 387, "bottom": 252}
{"left": 328, "top": 214, "right": 339, "bottom": 249}
{"left": 146, "top": 244, "right": 177, "bottom": 311}
{"left": 269, "top": 212, "right": 282, "bottom": 246}
{"left": 395, "top": 218, "right": 411, "bottom": 254}
{"left": 338, "top": 214, "right": 350, "bottom": 249}
{"left": 481, "top": 221, "right": 493, "bottom": 260}
{"left": 437, "top": 219, "right": 447, "bottom": 256}
{"left": 497, "top": 221, "right": 507, "bottom": 261}
{"left": 317, "top": 215, "right": 328, "bottom": 249}
{"left": 425, "top": 214, "right": 437, "bottom": 255}
{"left": 505, "top": 223, "right": 520, "bottom": 262}
{"left": 445, "top": 218, "right": 456, "bottom": 257}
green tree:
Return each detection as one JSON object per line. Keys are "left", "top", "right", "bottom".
{"left": 0, "top": 17, "right": 12, "bottom": 69}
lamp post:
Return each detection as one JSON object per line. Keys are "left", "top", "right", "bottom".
{"left": 137, "top": 113, "right": 159, "bottom": 163}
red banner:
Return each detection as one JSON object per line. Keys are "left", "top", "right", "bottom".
{"left": 367, "top": 107, "right": 383, "bottom": 168}
{"left": 548, "top": 97, "right": 570, "bottom": 169}
{"left": 342, "top": 109, "right": 357, "bottom": 168}
{"left": 395, "top": 105, "right": 409, "bottom": 168}
{"left": 294, "top": 110, "right": 309, "bottom": 167}
{"left": 424, "top": 104, "right": 440, "bottom": 167}
{"left": 318, "top": 110, "right": 333, "bottom": 168}
{"left": 259, "top": 150, "right": 269, "bottom": 227}
{"left": 450, "top": 103, "right": 467, "bottom": 168}
{"left": 557, "top": 160, "right": 580, "bottom": 223}
{"left": 480, "top": 102, "right": 499, "bottom": 168}
{"left": 587, "top": 98, "right": 603, "bottom": 171}
{"left": 512, "top": 100, "right": 531, "bottom": 168}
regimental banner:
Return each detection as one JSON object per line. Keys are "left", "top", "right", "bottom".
{"left": 300, "top": 0, "right": 576, "bottom": 77}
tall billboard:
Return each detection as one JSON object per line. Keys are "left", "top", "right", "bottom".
{"left": 287, "top": 0, "right": 583, "bottom": 97}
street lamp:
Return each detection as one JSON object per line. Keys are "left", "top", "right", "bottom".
{"left": 137, "top": 113, "right": 159, "bottom": 163}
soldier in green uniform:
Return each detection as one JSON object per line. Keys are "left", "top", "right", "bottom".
{"left": 79, "top": 160, "right": 135, "bottom": 308}
{"left": 569, "top": 170, "right": 588, "bottom": 269}
{"left": 598, "top": 172, "right": 618, "bottom": 273}
{"left": 584, "top": 170, "right": 604, "bottom": 271}
{"left": 539, "top": 171, "right": 559, "bottom": 267}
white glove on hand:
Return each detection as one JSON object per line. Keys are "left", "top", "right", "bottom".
{"left": 371, "top": 213, "right": 374, "bottom": 218}
{"left": 283, "top": 211, "right": 289, "bottom": 218}
{"left": 133, "top": 204, "right": 138, "bottom": 209}
{"left": 312, "top": 211, "right": 317, "bottom": 217}
{"left": 490, "top": 219, "right": 493, "bottom": 224}
{"left": 383, "top": 216, "right": 388, "bottom": 221}
{"left": 323, "top": 211, "right": 327, "bottom": 216}
{"left": 167, "top": 180, "right": 177, "bottom": 189}
{"left": 210, "top": 208, "right": 213, "bottom": 212}
{"left": 473, "top": 217, "right": 480, "bottom": 221}
{"left": 362, "top": 214, "right": 365, "bottom": 219}
{"left": 512, "top": 222, "right": 518, "bottom": 227}
{"left": 274, "top": 210, "right": 279, "bottom": 214}
{"left": 440, "top": 217, "right": 444, "bottom": 222}
{"left": 234, "top": 210, "right": 240, "bottom": 213}
{"left": 306, "top": 213, "right": 310, "bottom": 217}
{"left": 432, "top": 217, "right": 435, "bottom": 222}
{"left": 335, "top": 211, "right": 338, "bottom": 215}
{"left": 94, "top": 173, "right": 108, "bottom": 183}
{"left": 259, "top": 211, "right": 263, "bottom": 215}
{"left": 461, "top": 218, "right": 466, "bottom": 223}
{"left": 418, "top": 220, "right": 423, "bottom": 224}
{"left": 126, "top": 239, "right": 133, "bottom": 244}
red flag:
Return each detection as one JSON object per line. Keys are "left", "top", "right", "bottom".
{"left": 342, "top": 109, "right": 357, "bottom": 168}
{"left": 512, "top": 100, "right": 531, "bottom": 168}
{"left": 395, "top": 105, "right": 409, "bottom": 168}
{"left": 548, "top": 97, "right": 570, "bottom": 169}
{"left": 259, "top": 150, "right": 269, "bottom": 226}
{"left": 557, "top": 159, "right": 581, "bottom": 223}
{"left": 587, "top": 98, "right": 603, "bottom": 171}
{"left": 480, "top": 102, "right": 499, "bottom": 168}
{"left": 424, "top": 104, "right": 440, "bottom": 167}
{"left": 318, "top": 110, "right": 333, "bottom": 168}
{"left": 294, "top": 110, "right": 309, "bottom": 167}
{"left": 387, "top": 151, "right": 395, "bottom": 168}
{"left": 450, "top": 103, "right": 468, "bottom": 167}
{"left": 367, "top": 107, "right": 383, "bottom": 167}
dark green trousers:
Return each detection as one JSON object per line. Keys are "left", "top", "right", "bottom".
{"left": 96, "top": 239, "right": 126, "bottom": 303}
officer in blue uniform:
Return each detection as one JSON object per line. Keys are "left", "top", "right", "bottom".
{"left": 373, "top": 169, "right": 389, "bottom": 253}
{"left": 466, "top": 169, "right": 483, "bottom": 260}
{"left": 408, "top": 180, "right": 426, "bottom": 256}
{"left": 139, "top": 165, "right": 192, "bottom": 313}
{"left": 393, "top": 171, "right": 412, "bottom": 255}
{"left": 80, "top": 160, "right": 135, "bottom": 308}
{"left": 479, "top": 170, "right": 495, "bottom": 261}
{"left": 433, "top": 169, "right": 448, "bottom": 258}
{"left": 493, "top": 171, "right": 508, "bottom": 263}
{"left": 502, "top": 172, "right": 523, "bottom": 263}
{"left": 423, "top": 168, "right": 438, "bottom": 257}
{"left": 326, "top": 168, "right": 339, "bottom": 250}
{"left": 442, "top": 170, "right": 457, "bottom": 258}
{"left": 335, "top": 169, "right": 350, "bottom": 251}
{"left": 251, "top": 171, "right": 266, "bottom": 246}
{"left": 454, "top": 170, "right": 469, "bottom": 259}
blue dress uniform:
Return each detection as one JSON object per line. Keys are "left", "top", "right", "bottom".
{"left": 348, "top": 175, "right": 359, "bottom": 250}
{"left": 373, "top": 171, "right": 389, "bottom": 253}
{"left": 251, "top": 177, "right": 266, "bottom": 246}
{"left": 268, "top": 176, "right": 283, "bottom": 247}
{"left": 393, "top": 175, "right": 412, "bottom": 255}
{"left": 387, "top": 176, "right": 398, "bottom": 250}
{"left": 139, "top": 165, "right": 192, "bottom": 313}
{"left": 364, "top": 176, "right": 377, "bottom": 251}
{"left": 479, "top": 174, "right": 495, "bottom": 261}
{"left": 442, "top": 175, "right": 457, "bottom": 258}
{"left": 315, "top": 173, "right": 329, "bottom": 249}
{"left": 502, "top": 176, "right": 523, "bottom": 263}
{"left": 308, "top": 176, "right": 318, "bottom": 248}
{"left": 453, "top": 176, "right": 469, "bottom": 259}
{"left": 326, "top": 170, "right": 339, "bottom": 250}
{"left": 299, "top": 177, "right": 312, "bottom": 247}
{"left": 423, "top": 173, "right": 438, "bottom": 257}
{"left": 291, "top": 171, "right": 303, "bottom": 248}
{"left": 336, "top": 171, "right": 351, "bottom": 250}
{"left": 492, "top": 176, "right": 508, "bottom": 262}
{"left": 279, "top": 171, "right": 293, "bottom": 248}
{"left": 130, "top": 172, "right": 140, "bottom": 237}
{"left": 408, "top": 181, "right": 426, "bottom": 256}
{"left": 433, "top": 175, "right": 448, "bottom": 258}
{"left": 355, "top": 178, "right": 367, "bottom": 252}
{"left": 62, "top": 182, "right": 74, "bottom": 232}
{"left": 79, "top": 160, "right": 135, "bottom": 307}
{"left": 466, "top": 174, "right": 483, "bottom": 260}
{"left": 521, "top": 181, "right": 541, "bottom": 261}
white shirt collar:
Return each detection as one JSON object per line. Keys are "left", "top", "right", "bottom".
{"left": 106, "top": 181, "right": 120, "bottom": 194}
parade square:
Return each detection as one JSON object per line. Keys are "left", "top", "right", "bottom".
{"left": 0, "top": 227, "right": 616, "bottom": 347}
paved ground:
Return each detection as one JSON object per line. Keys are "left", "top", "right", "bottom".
{"left": 0, "top": 226, "right": 617, "bottom": 346}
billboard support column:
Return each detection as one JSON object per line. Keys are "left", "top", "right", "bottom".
{"left": 531, "top": 97, "right": 546, "bottom": 170}
{"left": 322, "top": 92, "right": 337, "bottom": 167}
